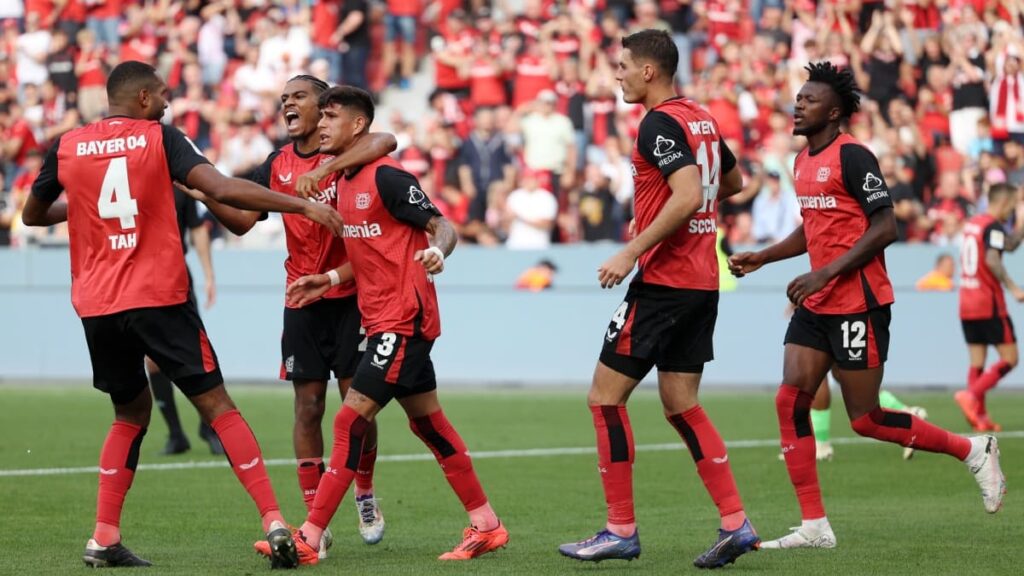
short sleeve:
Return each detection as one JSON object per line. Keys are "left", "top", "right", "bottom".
{"left": 636, "top": 110, "right": 695, "bottom": 177}
{"left": 840, "top": 143, "right": 893, "bottom": 216}
{"left": 246, "top": 150, "right": 278, "bottom": 188}
{"left": 162, "top": 124, "right": 211, "bottom": 183}
{"left": 719, "top": 138, "right": 737, "bottom": 174}
{"left": 30, "top": 138, "right": 63, "bottom": 203}
{"left": 375, "top": 165, "right": 442, "bottom": 229}
{"left": 984, "top": 222, "right": 1006, "bottom": 252}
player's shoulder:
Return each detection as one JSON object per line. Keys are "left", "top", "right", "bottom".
{"left": 369, "top": 156, "right": 406, "bottom": 177}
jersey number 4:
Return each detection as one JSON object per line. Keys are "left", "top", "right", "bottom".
{"left": 98, "top": 157, "right": 139, "bottom": 229}
{"left": 695, "top": 140, "right": 720, "bottom": 214}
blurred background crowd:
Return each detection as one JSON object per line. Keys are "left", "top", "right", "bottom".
{"left": 2, "top": 0, "right": 1024, "bottom": 252}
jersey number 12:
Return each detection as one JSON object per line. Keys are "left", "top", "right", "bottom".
{"left": 97, "top": 157, "right": 139, "bottom": 229}
{"left": 695, "top": 140, "right": 720, "bottom": 214}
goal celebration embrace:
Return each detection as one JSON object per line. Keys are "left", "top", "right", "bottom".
{"left": 3, "top": 3, "right": 1021, "bottom": 574}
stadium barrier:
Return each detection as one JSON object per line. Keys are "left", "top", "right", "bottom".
{"left": 1, "top": 245, "right": 1021, "bottom": 387}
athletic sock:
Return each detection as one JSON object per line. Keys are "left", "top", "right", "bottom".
{"left": 590, "top": 405, "right": 635, "bottom": 537}
{"left": 969, "top": 361, "right": 1013, "bottom": 412}
{"left": 409, "top": 410, "right": 497, "bottom": 531}
{"left": 776, "top": 386, "right": 826, "bottom": 520}
{"left": 354, "top": 445, "right": 377, "bottom": 498}
{"left": 667, "top": 405, "right": 745, "bottom": 529}
{"left": 210, "top": 409, "right": 284, "bottom": 531}
{"left": 810, "top": 407, "right": 831, "bottom": 443}
{"left": 93, "top": 421, "right": 147, "bottom": 546}
{"left": 296, "top": 458, "right": 324, "bottom": 512}
{"left": 850, "top": 407, "right": 971, "bottom": 460}
{"left": 149, "top": 371, "right": 184, "bottom": 438}
{"left": 304, "top": 405, "right": 369, "bottom": 545}
{"left": 877, "top": 390, "right": 908, "bottom": 412}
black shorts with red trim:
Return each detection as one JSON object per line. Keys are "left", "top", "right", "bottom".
{"left": 281, "top": 296, "right": 365, "bottom": 381}
{"left": 961, "top": 316, "right": 1017, "bottom": 345}
{"left": 784, "top": 305, "right": 891, "bottom": 370}
{"left": 599, "top": 283, "right": 718, "bottom": 380}
{"left": 352, "top": 332, "right": 437, "bottom": 407}
{"left": 81, "top": 300, "right": 223, "bottom": 405}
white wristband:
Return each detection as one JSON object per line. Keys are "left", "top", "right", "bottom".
{"left": 425, "top": 246, "right": 445, "bottom": 263}
{"left": 326, "top": 269, "right": 341, "bottom": 287}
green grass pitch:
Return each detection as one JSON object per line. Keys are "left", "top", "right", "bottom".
{"left": 1, "top": 385, "right": 1022, "bottom": 575}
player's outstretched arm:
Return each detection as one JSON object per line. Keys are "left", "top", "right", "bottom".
{"left": 184, "top": 164, "right": 343, "bottom": 236}
{"left": 985, "top": 248, "right": 1024, "bottom": 303}
{"left": 598, "top": 165, "right": 703, "bottom": 288}
{"left": 176, "top": 183, "right": 262, "bottom": 237}
{"left": 729, "top": 223, "right": 808, "bottom": 278}
{"left": 294, "top": 132, "right": 398, "bottom": 198}
{"left": 285, "top": 263, "right": 356, "bottom": 307}
{"left": 414, "top": 215, "right": 457, "bottom": 275}
{"left": 786, "top": 207, "right": 897, "bottom": 306}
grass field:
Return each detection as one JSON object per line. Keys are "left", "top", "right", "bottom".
{"left": 1, "top": 385, "right": 1021, "bottom": 575}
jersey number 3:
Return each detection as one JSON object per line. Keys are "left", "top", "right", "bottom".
{"left": 695, "top": 140, "right": 720, "bottom": 214}
{"left": 98, "top": 157, "right": 139, "bottom": 229}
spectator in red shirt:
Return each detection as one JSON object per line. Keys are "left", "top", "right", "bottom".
{"left": 0, "top": 102, "right": 40, "bottom": 177}
{"left": 74, "top": 27, "right": 108, "bottom": 122}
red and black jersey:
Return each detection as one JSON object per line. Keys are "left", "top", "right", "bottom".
{"left": 31, "top": 117, "right": 209, "bottom": 318}
{"left": 960, "top": 213, "right": 1009, "bottom": 320}
{"left": 336, "top": 157, "right": 443, "bottom": 340}
{"left": 248, "top": 144, "right": 356, "bottom": 305}
{"left": 631, "top": 97, "right": 737, "bottom": 291}
{"left": 793, "top": 133, "right": 895, "bottom": 314}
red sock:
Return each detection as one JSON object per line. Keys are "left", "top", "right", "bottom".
{"left": 307, "top": 406, "right": 368, "bottom": 531}
{"left": 590, "top": 405, "right": 635, "bottom": 534}
{"left": 967, "top": 366, "right": 983, "bottom": 390}
{"left": 851, "top": 407, "right": 971, "bottom": 460}
{"left": 94, "top": 421, "right": 146, "bottom": 546}
{"left": 211, "top": 409, "right": 283, "bottom": 531}
{"left": 409, "top": 410, "right": 494, "bottom": 529}
{"left": 667, "top": 406, "right": 745, "bottom": 526}
{"left": 776, "top": 386, "right": 826, "bottom": 520}
{"left": 354, "top": 446, "right": 377, "bottom": 497}
{"left": 296, "top": 459, "right": 324, "bottom": 512}
{"left": 968, "top": 361, "right": 1012, "bottom": 411}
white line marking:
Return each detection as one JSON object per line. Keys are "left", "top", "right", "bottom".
{"left": 3, "top": 431, "right": 1021, "bottom": 478}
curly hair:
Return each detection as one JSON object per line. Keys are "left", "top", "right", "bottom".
{"left": 805, "top": 61, "right": 861, "bottom": 119}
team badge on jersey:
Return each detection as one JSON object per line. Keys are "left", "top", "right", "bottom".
{"left": 356, "top": 192, "right": 371, "bottom": 210}
{"left": 816, "top": 167, "right": 831, "bottom": 182}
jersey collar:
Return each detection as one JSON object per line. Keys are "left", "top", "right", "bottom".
{"left": 291, "top": 142, "right": 321, "bottom": 159}
{"left": 807, "top": 132, "right": 842, "bottom": 157}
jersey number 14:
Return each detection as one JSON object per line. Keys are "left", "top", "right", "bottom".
{"left": 97, "top": 157, "right": 139, "bottom": 229}
{"left": 695, "top": 140, "right": 720, "bottom": 214}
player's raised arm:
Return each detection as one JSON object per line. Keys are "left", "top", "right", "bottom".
{"left": 22, "top": 139, "right": 69, "bottom": 226}
{"left": 294, "top": 132, "right": 397, "bottom": 198}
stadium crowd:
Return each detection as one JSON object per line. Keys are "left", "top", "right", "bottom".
{"left": 1, "top": 0, "right": 1024, "bottom": 250}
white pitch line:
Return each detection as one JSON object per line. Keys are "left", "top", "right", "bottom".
{"left": 3, "top": 431, "right": 1022, "bottom": 478}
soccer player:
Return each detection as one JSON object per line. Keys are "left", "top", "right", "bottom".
{"left": 150, "top": 186, "right": 223, "bottom": 456}
{"left": 282, "top": 85, "right": 509, "bottom": 565}
{"left": 955, "top": 183, "right": 1024, "bottom": 432}
{"left": 728, "top": 62, "right": 1006, "bottom": 550}
{"left": 189, "top": 75, "right": 396, "bottom": 551}
{"left": 558, "top": 30, "right": 759, "bottom": 569}
{"left": 20, "top": 61, "right": 344, "bottom": 569}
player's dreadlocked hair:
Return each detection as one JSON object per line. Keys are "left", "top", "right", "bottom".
{"left": 288, "top": 74, "right": 330, "bottom": 95}
{"left": 805, "top": 61, "right": 861, "bottom": 119}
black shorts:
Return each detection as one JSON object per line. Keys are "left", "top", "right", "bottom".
{"left": 281, "top": 296, "right": 364, "bottom": 381}
{"left": 962, "top": 316, "right": 1017, "bottom": 345}
{"left": 784, "top": 305, "right": 891, "bottom": 370}
{"left": 82, "top": 300, "right": 224, "bottom": 405}
{"left": 351, "top": 333, "right": 437, "bottom": 408}
{"left": 599, "top": 283, "right": 718, "bottom": 380}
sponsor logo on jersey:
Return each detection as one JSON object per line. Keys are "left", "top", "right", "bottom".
{"left": 816, "top": 167, "right": 831, "bottom": 182}
{"left": 342, "top": 221, "right": 383, "bottom": 238}
{"left": 356, "top": 192, "right": 371, "bottom": 209}
{"left": 278, "top": 172, "right": 293, "bottom": 184}
{"left": 310, "top": 180, "right": 337, "bottom": 205}
{"left": 862, "top": 172, "right": 889, "bottom": 203}
{"left": 652, "top": 135, "right": 676, "bottom": 157}
{"left": 797, "top": 194, "right": 838, "bottom": 210}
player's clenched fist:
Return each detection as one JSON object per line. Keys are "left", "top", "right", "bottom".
{"left": 414, "top": 246, "right": 445, "bottom": 275}
{"left": 294, "top": 167, "right": 327, "bottom": 199}
{"left": 727, "top": 252, "right": 764, "bottom": 278}
{"left": 304, "top": 202, "right": 344, "bottom": 236}
{"left": 597, "top": 250, "right": 637, "bottom": 289}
